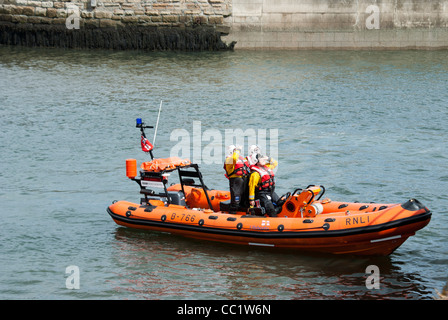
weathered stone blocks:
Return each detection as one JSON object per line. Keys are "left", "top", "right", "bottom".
{"left": 0, "top": 0, "right": 232, "bottom": 28}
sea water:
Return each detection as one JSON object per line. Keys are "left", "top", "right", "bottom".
{"left": 0, "top": 46, "right": 447, "bottom": 300}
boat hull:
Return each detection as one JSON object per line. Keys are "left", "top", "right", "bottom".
{"left": 107, "top": 199, "right": 431, "bottom": 256}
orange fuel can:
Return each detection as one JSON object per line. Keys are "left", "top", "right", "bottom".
{"left": 126, "top": 159, "right": 137, "bottom": 179}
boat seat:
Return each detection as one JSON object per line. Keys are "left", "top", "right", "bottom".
{"left": 142, "top": 190, "right": 186, "bottom": 206}
{"left": 167, "top": 190, "right": 186, "bottom": 206}
{"left": 248, "top": 207, "right": 266, "bottom": 216}
{"left": 219, "top": 200, "right": 253, "bottom": 214}
{"left": 219, "top": 200, "right": 231, "bottom": 212}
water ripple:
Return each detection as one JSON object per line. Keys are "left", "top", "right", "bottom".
{"left": 1, "top": 47, "right": 447, "bottom": 300}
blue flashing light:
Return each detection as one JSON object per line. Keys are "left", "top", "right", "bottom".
{"left": 136, "top": 118, "right": 142, "bottom": 125}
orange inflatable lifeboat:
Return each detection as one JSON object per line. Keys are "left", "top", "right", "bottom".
{"left": 108, "top": 157, "right": 431, "bottom": 256}
{"left": 107, "top": 119, "right": 431, "bottom": 256}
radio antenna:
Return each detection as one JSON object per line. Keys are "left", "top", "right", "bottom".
{"left": 153, "top": 100, "right": 162, "bottom": 146}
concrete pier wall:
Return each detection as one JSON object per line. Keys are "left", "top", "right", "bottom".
{"left": 223, "top": 0, "right": 448, "bottom": 49}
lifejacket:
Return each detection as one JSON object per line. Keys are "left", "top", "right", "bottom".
{"left": 251, "top": 165, "right": 275, "bottom": 190}
{"left": 224, "top": 155, "right": 249, "bottom": 178}
{"left": 244, "top": 155, "right": 256, "bottom": 170}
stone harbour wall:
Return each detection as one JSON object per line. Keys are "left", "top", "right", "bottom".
{"left": 0, "top": 0, "right": 232, "bottom": 28}
{"left": 0, "top": 0, "right": 235, "bottom": 50}
{"left": 1, "top": 0, "right": 448, "bottom": 50}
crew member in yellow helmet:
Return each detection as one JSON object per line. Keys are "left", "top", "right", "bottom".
{"left": 248, "top": 154, "right": 280, "bottom": 217}
{"left": 224, "top": 145, "right": 249, "bottom": 214}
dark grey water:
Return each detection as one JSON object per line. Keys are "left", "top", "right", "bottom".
{"left": 1, "top": 46, "right": 447, "bottom": 300}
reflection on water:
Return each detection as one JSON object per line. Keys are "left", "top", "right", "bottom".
{"left": 109, "top": 228, "right": 433, "bottom": 299}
